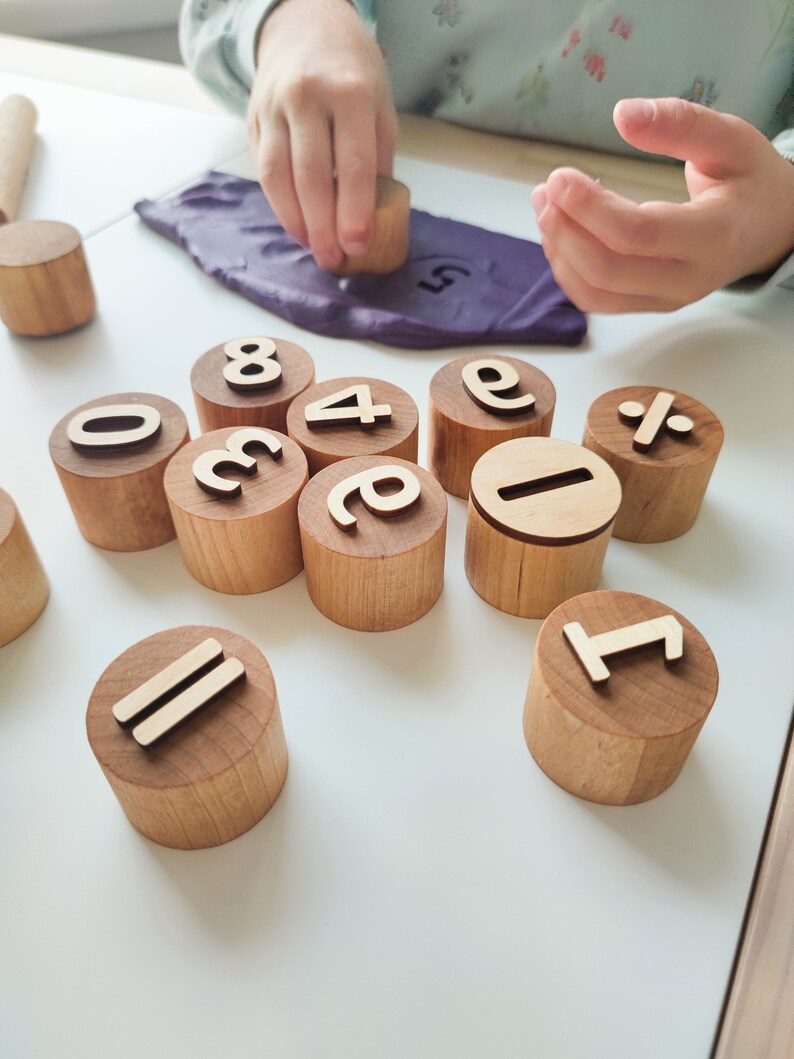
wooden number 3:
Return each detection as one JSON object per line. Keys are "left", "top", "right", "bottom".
{"left": 327, "top": 465, "right": 421, "bottom": 530}
{"left": 192, "top": 428, "right": 283, "bottom": 498}
{"left": 222, "top": 337, "right": 282, "bottom": 392}
{"left": 461, "top": 358, "right": 536, "bottom": 416}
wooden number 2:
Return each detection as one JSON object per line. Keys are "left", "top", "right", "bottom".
{"left": 563, "top": 615, "right": 684, "bottom": 685}
{"left": 67, "top": 403, "right": 162, "bottom": 451}
{"left": 327, "top": 464, "right": 421, "bottom": 530}
{"left": 304, "top": 384, "right": 392, "bottom": 431}
{"left": 222, "top": 337, "right": 282, "bottom": 392}
{"left": 461, "top": 358, "right": 536, "bottom": 416}
{"left": 192, "top": 427, "right": 283, "bottom": 498}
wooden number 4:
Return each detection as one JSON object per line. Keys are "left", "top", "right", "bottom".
{"left": 304, "top": 384, "right": 392, "bottom": 431}
{"left": 461, "top": 359, "right": 536, "bottom": 416}
{"left": 192, "top": 427, "right": 283, "bottom": 498}
{"left": 563, "top": 615, "right": 684, "bottom": 685}
{"left": 327, "top": 464, "right": 421, "bottom": 530}
{"left": 222, "top": 337, "right": 282, "bottom": 393}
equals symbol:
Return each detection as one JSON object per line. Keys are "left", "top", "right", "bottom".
{"left": 618, "top": 391, "right": 694, "bottom": 452}
{"left": 111, "top": 637, "right": 245, "bottom": 748}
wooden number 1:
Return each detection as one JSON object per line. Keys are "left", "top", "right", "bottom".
{"left": 192, "top": 427, "right": 283, "bottom": 498}
{"left": 461, "top": 358, "right": 536, "bottom": 416}
{"left": 327, "top": 464, "right": 421, "bottom": 530}
{"left": 304, "top": 384, "right": 392, "bottom": 431}
{"left": 563, "top": 615, "right": 684, "bottom": 685}
{"left": 67, "top": 403, "right": 161, "bottom": 451}
{"left": 222, "top": 337, "right": 282, "bottom": 393}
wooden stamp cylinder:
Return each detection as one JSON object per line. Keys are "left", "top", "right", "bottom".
{"left": 86, "top": 624, "right": 288, "bottom": 849}
{"left": 298, "top": 455, "right": 447, "bottom": 631}
{"left": 0, "top": 94, "right": 37, "bottom": 226}
{"left": 287, "top": 375, "right": 419, "bottom": 476}
{"left": 164, "top": 427, "right": 308, "bottom": 594}
{"left": 49, "top": 392, "right": 189, "bottom": 551}
{"left": 582, "top": 385, "right": 724, "bottom": 543}
{"left": 428, "top": 353, "right": 556, "bottom": 498}
{"left": 0, "top": 219, "right": 96, "bottom": 336}
{"left": 523, "top": 590, "right": 719, "bottom": 805}
{"left": 465, "top": 437, "right": 622, "bottom": 618}
{"left": 332, "top": 175, "right": 410, "bottom": 276}
{"left": 0, "top": 488, "right": 49, "bottom": 646}
{"left": 191, "top": 335, "right": 315, "bottom": 434}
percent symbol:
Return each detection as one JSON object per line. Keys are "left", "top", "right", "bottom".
{"left": 618, "top": 391, "right": 694, "bottom": 452}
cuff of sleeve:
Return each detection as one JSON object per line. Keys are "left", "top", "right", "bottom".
{"left": 227, "top": 0, "right": 285, "bottom": 92}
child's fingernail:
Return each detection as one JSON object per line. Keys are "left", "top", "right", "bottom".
{"left": 531, "top": 187, "right": 547, "bottom": 213}
{"left": 345, "top": 239, "right": 370, "bottom": 255}
{"left": 617, "top": 98, "right": 655, "bottom": 132}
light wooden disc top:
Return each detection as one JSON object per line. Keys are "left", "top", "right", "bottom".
{"left": 86, "top": 624, "right": 288, "bottom": 849}
{"left": 0, "top": 219, "right": 81, "bottom": 266}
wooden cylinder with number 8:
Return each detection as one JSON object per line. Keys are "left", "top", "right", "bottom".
{"left": 298, "top": 455, "right": 447, "bottom": 631}
{"left": 164, "top": 426, "right": 308, "bottom": 594}
{"left": 428, "top": 353, "right": 556, "bottom": 498}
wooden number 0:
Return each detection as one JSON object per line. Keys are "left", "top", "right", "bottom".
{"left": 222, "top": 337, "right": 282, "bottom": 392}
{"left": 192, "top": 427, "right": 283, "bottom": 498}
{"left": 461, "top": 358, "right": 536, "bottom": 416}
{"left": 327, "top": 465, "right": 421, "bottom": 530}
{"left": 304, "top": 384, "right": 392, "bottom": 431}
{"left": 67, "top": 403, "right": 162, "bottom": 451}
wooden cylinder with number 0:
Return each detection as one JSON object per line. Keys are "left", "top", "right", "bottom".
{"left": 428, "top": 353, "right": 556, "bottom": 498}
{"left": 0, "top": 488, "right": 49, "bottom": 647}
{"left": 298, "top": 455, "right": 447, "bottom": 631}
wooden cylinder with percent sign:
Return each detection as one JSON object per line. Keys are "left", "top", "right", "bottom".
{"left": 287, "top": 375, "right": 419, "bottom": 477}
{"left": 190, "top": 335, "right": 316, "bottom": 434}
{"left": 582, "top": 385, "right": 724, "bottom": 543}
{"left": 465, "top": 437, "right": 622, "bottom": 619}
{"left": 49, "top": 393, "right": 189, "bottom": 551}
{"left": 0, "top": 488, "right": 50, "bottom": 647}
{"left": 428, "top": 353, "right": 556, "bottom": 498}
{"left": 298, "top": 455, "right": 447, "bottom": 631}
{"left": 86, "top": 624, "right": 289, "bottom": 849}
{"left": 164, "top": 426, "right": 309, "bottom": 594}
{"left": 523, "top": 590, "right": 719, "bottom": 804}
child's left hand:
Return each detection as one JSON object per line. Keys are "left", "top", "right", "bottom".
{"left": 531, "top": 98, "right": 794, "bottom": 313}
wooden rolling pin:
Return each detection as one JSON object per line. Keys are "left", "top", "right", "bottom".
{"left": 0, "top": 94, "right": 38, "bottom": 225}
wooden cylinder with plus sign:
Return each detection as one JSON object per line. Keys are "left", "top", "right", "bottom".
{"left": 0, "top": 488, "right": 49, "bottom": 647}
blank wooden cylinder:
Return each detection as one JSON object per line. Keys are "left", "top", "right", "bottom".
{"left": 287, "top": 375, "right": 419, "bottom": 476}
{"left": 428, "top": 354, "right": 556, "bottom": 498}
{"left": 49, "top": 392, "right": 189, "bottom": 551}
{"left": 523, "top": 590, "right": 719, "bottom": 805}
{"left": 333, "top": 175, "right": 410, "bottom": 276}
{"left": 0, "top": 94, "right": 37, "bottom": 225}
{"left": 465, "top": 437, "right": 622, "bottom": 618}
{"left": 191, "top": 335, "right": 315, "bottom": 434}
{"left": 86, "top": 624, "right": 288, "bottom": 849}
{"left": 298, "top": 455, "right": 447, "bottom": 631}
{"left": 164, "top": 427, "right": 308, "bottom": 594}
{"left": 582, "top": 385, "right": 724, "bottom": 543}
{"left": 0, "top": 488, "right": 49, "bottom": 646}
{"left": 0, "top": 219, "right": 96, "bottom": 336}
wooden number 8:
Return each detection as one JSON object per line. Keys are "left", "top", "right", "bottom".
{"left": 327, "top": 465, "right": 421, "bottom": 530}
{"left": 222, "top": 337, "right": 282, "bottom": 392}
{"left": 192, "top": 428, "right": 283, "bottom": 498}
{"left": 461, "top": 358, "right": 535, "bottom": 416}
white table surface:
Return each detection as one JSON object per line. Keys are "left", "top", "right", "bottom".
{"left": 1, "top": 107, "right": 793, "bottom": 1059}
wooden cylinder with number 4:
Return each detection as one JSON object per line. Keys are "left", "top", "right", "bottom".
{"left": 428, "top": 353, "right": 556, "bottom": 498}
{"left": 0, "top": 488, "right": 49, "bottom": 647}
{"left": 299, "top": 455, "right": 447, "bottom": 631}
{"left": 164, "top": 426, "right": 308, "bottom": 594}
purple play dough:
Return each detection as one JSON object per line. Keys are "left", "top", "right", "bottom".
{"left": 135, "top": 170, "right": 586, "bottom": 350}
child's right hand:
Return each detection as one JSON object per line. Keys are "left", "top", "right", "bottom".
{"left": 249, "top": 0, "right": 397, "bottom": 270}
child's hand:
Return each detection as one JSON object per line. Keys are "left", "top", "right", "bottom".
{"left": 532, "top": 98, "right": 794, "bottom": 313}
{"left": 249, "top": 0, "right": 397, "bottom": 270}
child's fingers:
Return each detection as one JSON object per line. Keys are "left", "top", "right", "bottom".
{"left": 255, "top": 118, "right": 308, "bottom": 247}
{"left": 332, "top": 95, "right": 378, "bottom": 255}
{"left": 289, "top": 110, "right": 341, "bottom": 269}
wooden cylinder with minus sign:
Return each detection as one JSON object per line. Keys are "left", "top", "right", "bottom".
{"left": 164, "top": 426, "right": 308, "bottom": 594}
{"left": 191, "top": 335, "right": 316, "bottom": 434}
{"left": 49, "top": 393, "right": 189, "bottom": 551}
{"left": 428, "top": 353, "right": 556, "bottom": 498}
{"left": 332, "top": 175, "right": 410, "bottom": 276}
{"left": 86, "top": 624, "right": 289, "bottom": 849}
{"left": 287, "top": 375, "right": 419, "bottom": 477}
{"left": 523, "top": 590, "right": 719, "bottom": 805}
{"left": 465, "top": 437, "right": 622, "bottom": 619}
{"left": 298, "top": 455, "right": 447, "bottom": 631}
{"left": 0, "top": 488, "right": 50, "bottom": 647}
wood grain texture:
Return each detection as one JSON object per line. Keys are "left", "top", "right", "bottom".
{"left": 0, "top": 219, "right": 96, "bottom": 335}
{"left": 164, "top": 426, "right": 308, "bottom": 594}
{"left": 49, "top": 392, "right": 189, "bottom": 551}
{"left": 86, "top": 624, "right": 288, "bottom": 849}
{"left": 0, "top": 94, "right": 37, "bottom": 225}
{"left": 523, "top": 590, "right": 719, "bottom": 805}
{"left": 332, "top": 175, "right": 410, "bottom": 276}
{"left": 465, "top": 438, "right": 621, "bottom": 618}
{"left": 298, "top": 455, "right": 447, "bottom": 631}
{"left": 0, "top": 488, "right": 49, "bottom": 646}
{"left": 287, "top": 376, "right": 419, "bottom": 476}
{"left": 583, "top": 385, "right": 724, "bottom": 543}
{"left": 191, "top": 336, "right": 316, "bottom": 434}
{"left": 428, "top": 354, "right": 556, "bottom": 498}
